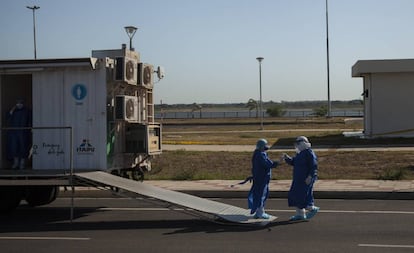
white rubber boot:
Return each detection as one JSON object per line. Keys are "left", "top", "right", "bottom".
{"left": 290, "top": 208, "right": 306, "bottom": 221}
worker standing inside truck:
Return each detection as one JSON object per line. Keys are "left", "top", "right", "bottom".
{"left": 7, "top": 98, "right": 32, "bottom": 169}
{"left": 248, "top": 139, "right": 279, "bottom": 219}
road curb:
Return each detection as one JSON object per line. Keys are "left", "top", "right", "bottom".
{"left": 59, "top": 188, "right": 414, "bottom": 200}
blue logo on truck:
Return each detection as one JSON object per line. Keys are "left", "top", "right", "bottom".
{"left": 72, "top": 84, "right": 87, "bottom": 101}
{"left": 77, "top": 139, "right": 95, "bottom": 154}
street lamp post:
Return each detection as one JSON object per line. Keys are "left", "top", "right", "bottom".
{"left": 256, "top": 57, "right": 264, "bottom": 130}
{"left": 27, "top": 5, "right": 40, "bottom": 59}
{"left": 124, "top": 26, "right": 138, "bottom": 50}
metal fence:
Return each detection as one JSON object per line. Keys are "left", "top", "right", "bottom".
{"left": 155, "top": 109, "right": 363, "bottom": 119}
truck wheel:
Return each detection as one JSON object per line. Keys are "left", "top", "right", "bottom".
{"left": 0, "top": 186, "right": 24, "bottom": 214}
{"left": 25, "top": 186, "right": 59, "bottom": 207}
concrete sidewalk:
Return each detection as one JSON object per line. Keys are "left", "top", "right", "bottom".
{"left": 147, "top": 179, "right": 414, "bottom": 199}
{"left": 163, "top": 144, "right": 414, "bottom": 152}
{"left": 67, "top": 179, "right": 414, "bottom": 200}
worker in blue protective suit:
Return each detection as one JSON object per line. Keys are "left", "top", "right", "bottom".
{"left": 7, "top": 99, "right": 32, "bottom": 169}
{"left": 283, "top": 136, "right": 319, "bottom": 221}
{"left": 248, "top": 139, "right": 279, "bottom": 219}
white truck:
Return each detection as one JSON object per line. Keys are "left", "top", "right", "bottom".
{"left": 0, "top": 44, "right": 164, "bottom": 213}
{"left": 0, "top": 41, "right": 277, "bottom": 227}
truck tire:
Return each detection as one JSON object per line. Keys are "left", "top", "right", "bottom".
{"left": 25, "top": 186, "right": 59, "bottom": 207}
{"left": 0, "top": 186, "right": 24, "bottom": 214}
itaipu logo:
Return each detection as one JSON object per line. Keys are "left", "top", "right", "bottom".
{"left": 77, "top": 139, "right": 95, "bottom": 154}
{"left": 72, "top": 84, "right": 87, "bottom": 101}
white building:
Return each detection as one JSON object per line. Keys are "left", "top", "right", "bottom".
{"left": 352, "top": 59, "right": 414, "bottom": 138}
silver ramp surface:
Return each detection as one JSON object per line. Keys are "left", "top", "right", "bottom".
{"left": 75, "top": 171, "right": 276, "bottom": 226}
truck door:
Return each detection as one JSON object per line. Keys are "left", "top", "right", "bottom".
{"left": 0, "top": 74, "right": 32, "bottom": 169}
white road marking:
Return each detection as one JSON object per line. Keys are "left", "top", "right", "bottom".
{"left": 98, "top": 207, "right": 183, "bottom": 211}
{"left": 358, "top": 244, "right": 414, "bottom": 249}
{"left": 0, "top": 236, "right": 90, "bottom": 241}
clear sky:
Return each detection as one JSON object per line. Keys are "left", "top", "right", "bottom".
{"left": 1, "top": 0, "right": 414, "bottom": 104}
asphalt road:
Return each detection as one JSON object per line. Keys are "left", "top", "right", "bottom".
{"left": 0, "top": 197, "right": 413, "bottom": 253}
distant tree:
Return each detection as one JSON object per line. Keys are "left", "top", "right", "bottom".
{"left": 266, "top": 104, "right": 285, "bottom": 117}
{"left": 191, "top": 103, "right": 202, "bottom": 118}
{"left": 246, "top": 99, "right": 258, "bottom": 118}
{"left": 313, "top": 106, "right": 328, "bottom": 117}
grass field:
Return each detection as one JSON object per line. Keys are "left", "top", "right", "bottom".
{"left": 149, "top": 117, "right": 414, "bottom": 180}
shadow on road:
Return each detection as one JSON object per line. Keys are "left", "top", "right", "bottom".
{"left": 0, "top": 206, "right": 306, "bottom": 235}
{"left": 164, "top": 219, "right": 306, "bottom": 235}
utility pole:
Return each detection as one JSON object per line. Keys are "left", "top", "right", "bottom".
{"left": 256, "top": 57, "right": 264, "bottom": 130}
{"left": 326, "top": 0, "right": 331, "bottom": 117}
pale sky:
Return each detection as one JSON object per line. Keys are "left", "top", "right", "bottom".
{"left": 1, "top": 0, "right": 414, "bottom": 104}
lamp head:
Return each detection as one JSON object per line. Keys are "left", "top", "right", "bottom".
{"left": 26, "top": 5, "right": 40, "bottom": 10}
{"left": 256, "top": 57, "right": 264, "bottom": 62}
{"left": 124, "top": 26, "right": 138, "bottom": 39}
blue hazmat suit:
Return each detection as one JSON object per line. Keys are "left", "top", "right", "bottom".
{"left": 7, "top": 106, "right": 32, "bottom": 159}
{"left": 285, "top": 149, "right": 318, "bottom": 209}
{"left": 248, "top": 149, "right": 278, "bottom": 214}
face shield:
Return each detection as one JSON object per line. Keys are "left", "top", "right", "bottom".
{"left": 256, "top": 139, "right": 269, "bottom": 151}
{"left": 294, "top": 136, "right": 311, "bottom": 153}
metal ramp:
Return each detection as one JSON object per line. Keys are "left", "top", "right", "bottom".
{"left": 75, "top": 171, "right": 277, "bottom": 226}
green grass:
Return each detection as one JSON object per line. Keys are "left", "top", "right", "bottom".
{"left": 149, "top": 150, "right": 414, "bottom": 180}
{"left": 162, "top": 117, "right": 364, "bottom": 145}
{"left": 377, "top": 167, "right": 412, "bottom": 180}
{"left": 152, "top": 117, "right": 414, "bottom": 180}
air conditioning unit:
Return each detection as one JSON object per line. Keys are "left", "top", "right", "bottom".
{"left": 115, "top": 57, "right": 138, "bottom": 85}
{"left": 125, "top": 123, "right": 162, "bottom": 155}
{"left": 138, "top": 63, "right": 154, "bottom": 88}
{"left": 115, "top": 95, "right": 140, "bottom": 122}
